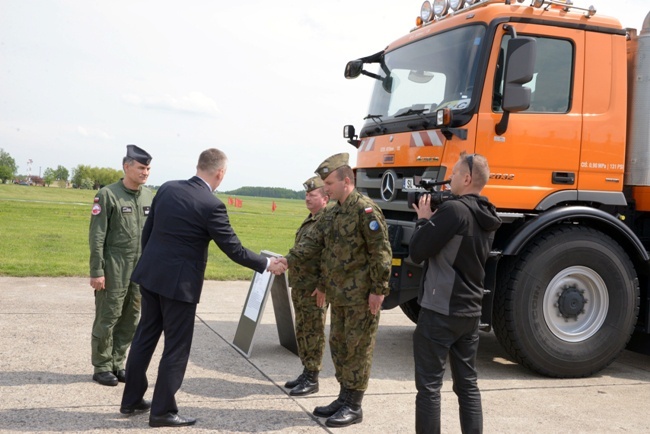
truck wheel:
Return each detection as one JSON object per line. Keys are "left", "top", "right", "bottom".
{"left": 493, "top": 225, "right": 639, "bottom": 377}
{"left": 399, "top": 298, "right": 420, "bottom": 323}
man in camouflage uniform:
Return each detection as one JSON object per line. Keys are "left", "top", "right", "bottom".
{"left": 283, "top": 153, "right": 392, "bottom": 428}
{"left": 89, "top": 145, "right": 153, "bottom": 387}
{"left": 284, "top": 175, "right": 330, "bottom": 397}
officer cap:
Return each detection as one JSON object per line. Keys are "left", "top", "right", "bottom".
{"left": 315, "top": 153, "right": 349, "bottom": 180}
{"left": 126, "top": 144, "right": 152, "bottom": 165}
{"left": 303, "top": 175, "right": 324, "bottom": 192}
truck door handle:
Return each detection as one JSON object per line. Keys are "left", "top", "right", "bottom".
{"left": 552, "top": 172, "right": 575, "bottom": 185}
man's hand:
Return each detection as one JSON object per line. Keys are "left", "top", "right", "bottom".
{"left": 368, "top": 293, "right": 384, "bottom": 315}
{"left": 412, "top": 194, "right": 435, "bottom": 220}
{"left": 90, "top": 276, "right": 105, "bottom": 291}
{"left": 311, "top": 288, "right": 326, "bottom": 308}
{"left": 267, "top": 257, "right": 287, "bottom": 275}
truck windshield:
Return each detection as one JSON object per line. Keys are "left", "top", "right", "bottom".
{"left": 365, "top": 24, "right": 486, "bottom": 126}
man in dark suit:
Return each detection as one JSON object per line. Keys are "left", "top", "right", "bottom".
{"left": 119, "top": 148, "right": 286, "bottom": 428}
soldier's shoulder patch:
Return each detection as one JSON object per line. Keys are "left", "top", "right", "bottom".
{"left": 369, "top": 220, "right": 379, "bottom": 231}
{"left": 91, "top": 203, "right": 102, "bottom": 216}
{"left": 364, "top": 206, "right": 373, "bottom": 214}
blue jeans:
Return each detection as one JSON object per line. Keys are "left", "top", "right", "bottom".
{"left": 413, "top": 308, "right": 482, "bottom": 434}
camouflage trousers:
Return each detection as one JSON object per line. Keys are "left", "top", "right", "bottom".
{"left": 291, "top": 287, "right": 328, "bottom": 372}
{"left": 329, "top": 303, "right": 381, "bottom": 391}
{"left": 91, "top": 282, "right": 141, "bottom": 373}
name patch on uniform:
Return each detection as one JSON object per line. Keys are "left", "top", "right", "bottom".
{"left": 122, "top": 206, "right": 133, "bottom": 214}
{"left": 369, "top": 220, "right": 379, "bottom": 231}
{"left": 91, "top": 204, "right": 101, "bottom": 216}
{"left": 364, "top": 207, "right": 373, "bottom": 214}
{"left": 143, "top": 206, "right": 151, "bottom": 216}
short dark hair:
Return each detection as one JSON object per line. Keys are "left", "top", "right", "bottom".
{"left": 197, "top": 148, "right": 227, "bottom": 173}
{"left": 334, "top": 165, "right": 355, "bottom": 183}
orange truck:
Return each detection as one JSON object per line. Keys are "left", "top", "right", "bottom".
{"left": 343, "top": 0, "right": 650, "bottom": 377}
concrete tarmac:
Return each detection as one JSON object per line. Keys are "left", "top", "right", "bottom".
{"left": 1, "top": 276, "right": 649, "bottom": 433}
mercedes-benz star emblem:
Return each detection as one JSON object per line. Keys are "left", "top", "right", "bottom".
{"left": 380, "top": 170, "right": 397, "bottom": 202}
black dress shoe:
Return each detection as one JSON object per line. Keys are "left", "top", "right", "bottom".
{"left": 114, "top": 369, "right": 126, "bottom": 383}
{"left": 149, "top": 413, "right": 197, "bottom": 428}
{"left": 120, "top": 399, "right": 151, "bottom": 415}
{"left": 92, "top": 371, "right": 118, "bottom": 386}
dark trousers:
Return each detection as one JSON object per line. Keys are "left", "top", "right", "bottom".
{"left": 413, "top": 308, "right": 482, "bottom": 434}
{"left": 121, "top": 287, "right": 197, "bottom": 416}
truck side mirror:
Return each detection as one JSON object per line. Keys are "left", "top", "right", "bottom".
{"left": 502, "top": 37, "right": 536, "bottom": 112}
{"left": 343, "top": 125, "right": 361, "bottom": 148}
{"left": 345, "top": 60, "right": 364, "bottom": 79}
{"left": 496, "top": 37, "right": 537, "bottom": 135}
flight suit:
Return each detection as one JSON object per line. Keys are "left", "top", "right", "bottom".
{"left": 89, "top": 179, "right": 152, "bottom": 374}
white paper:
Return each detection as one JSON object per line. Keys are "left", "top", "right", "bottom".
{"left": 243, "top": 271, "right": 271, "bottom": 321}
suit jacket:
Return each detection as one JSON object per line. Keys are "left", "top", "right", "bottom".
{"left": 131, "top": 176, "right": 267, "bottom": 303}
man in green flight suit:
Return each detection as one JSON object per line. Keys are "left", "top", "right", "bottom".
{"left": 284, "top": 175, "right": 330, "bottom": 397}
{"left": 89, "top": 144, "right": 153, "bottom": 387}
{"left": 282, "top": 153, "right": 392, "bottom": 428}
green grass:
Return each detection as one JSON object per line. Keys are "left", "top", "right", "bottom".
{"left": 0, "top": 184, "right": 305, "bottom": 280}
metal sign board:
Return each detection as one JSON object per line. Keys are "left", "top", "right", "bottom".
{"left": 232, "top": 250, "right": 298, "bottom": 358}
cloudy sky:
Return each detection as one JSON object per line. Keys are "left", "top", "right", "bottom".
{"left": 1, "top": 0, "right": 647, "bottom": 190}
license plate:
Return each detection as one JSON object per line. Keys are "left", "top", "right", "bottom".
{"left": 403, "top": 177, "right": 416, "bottom": 191}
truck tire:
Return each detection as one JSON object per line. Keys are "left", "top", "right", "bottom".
{"left": 493, "top": 225, "right": 639, "bottom": 378}
{"left": 399, "top": 298, "right": 420, "bottom": 323}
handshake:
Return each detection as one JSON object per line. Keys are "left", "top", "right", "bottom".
{"left": 267, "top": 257, "right": 289, "bottom": 275}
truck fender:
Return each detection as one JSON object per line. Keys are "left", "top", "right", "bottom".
{"left": 501, "top": 206, "right": 649, "bottom": 261}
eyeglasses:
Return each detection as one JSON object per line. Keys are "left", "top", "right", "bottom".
{"left": 465, "top": 154, "right": 474, "bottom": 176}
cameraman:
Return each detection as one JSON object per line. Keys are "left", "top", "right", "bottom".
{"left": 410, "top": 152, "right": 501, "bottom": 434}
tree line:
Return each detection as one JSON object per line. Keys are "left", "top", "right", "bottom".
{"left": 0, "top": 147, "right": 123, "bottom": 189}
{"left": 223, "top": 186, "right": 306, "bottom": 200}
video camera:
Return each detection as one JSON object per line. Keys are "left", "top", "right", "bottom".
{"left": 407, "top": 178, "right": 457, "bottom": 211}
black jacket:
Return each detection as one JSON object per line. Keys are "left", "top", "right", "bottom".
{"left": 409, "top": 194, "right": 501, "bottom": 317}
{"left": 131, "top": 176, "right": 267, "bottom": 304}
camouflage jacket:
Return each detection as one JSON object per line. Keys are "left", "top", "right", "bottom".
{"left": 287, "top": 189, "right": 391, "bottom": 306}
{"left": 287, "top": 206, "right": 327, "bottom": 292}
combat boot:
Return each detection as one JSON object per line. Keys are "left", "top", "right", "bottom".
{"left": 313, "top": 385, "right": 348, "bottom": 418}
{"left": 289, "top": 370, "right": 319, "bottom": 396}
{"left": 325, "top": 389, "right": 364, "bottom": 428}
{"left": 284, "top": 368, "right": 307, "bottom": 389}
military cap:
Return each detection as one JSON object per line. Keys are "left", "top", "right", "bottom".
{"left": 303, "top": 175, "right": 324, "bottom": 192}
{"left": 126, "top": 144, "right": 152, "bottom": 165}
{"left": 315, "top": 153, "right": 349, "bottom": 180}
